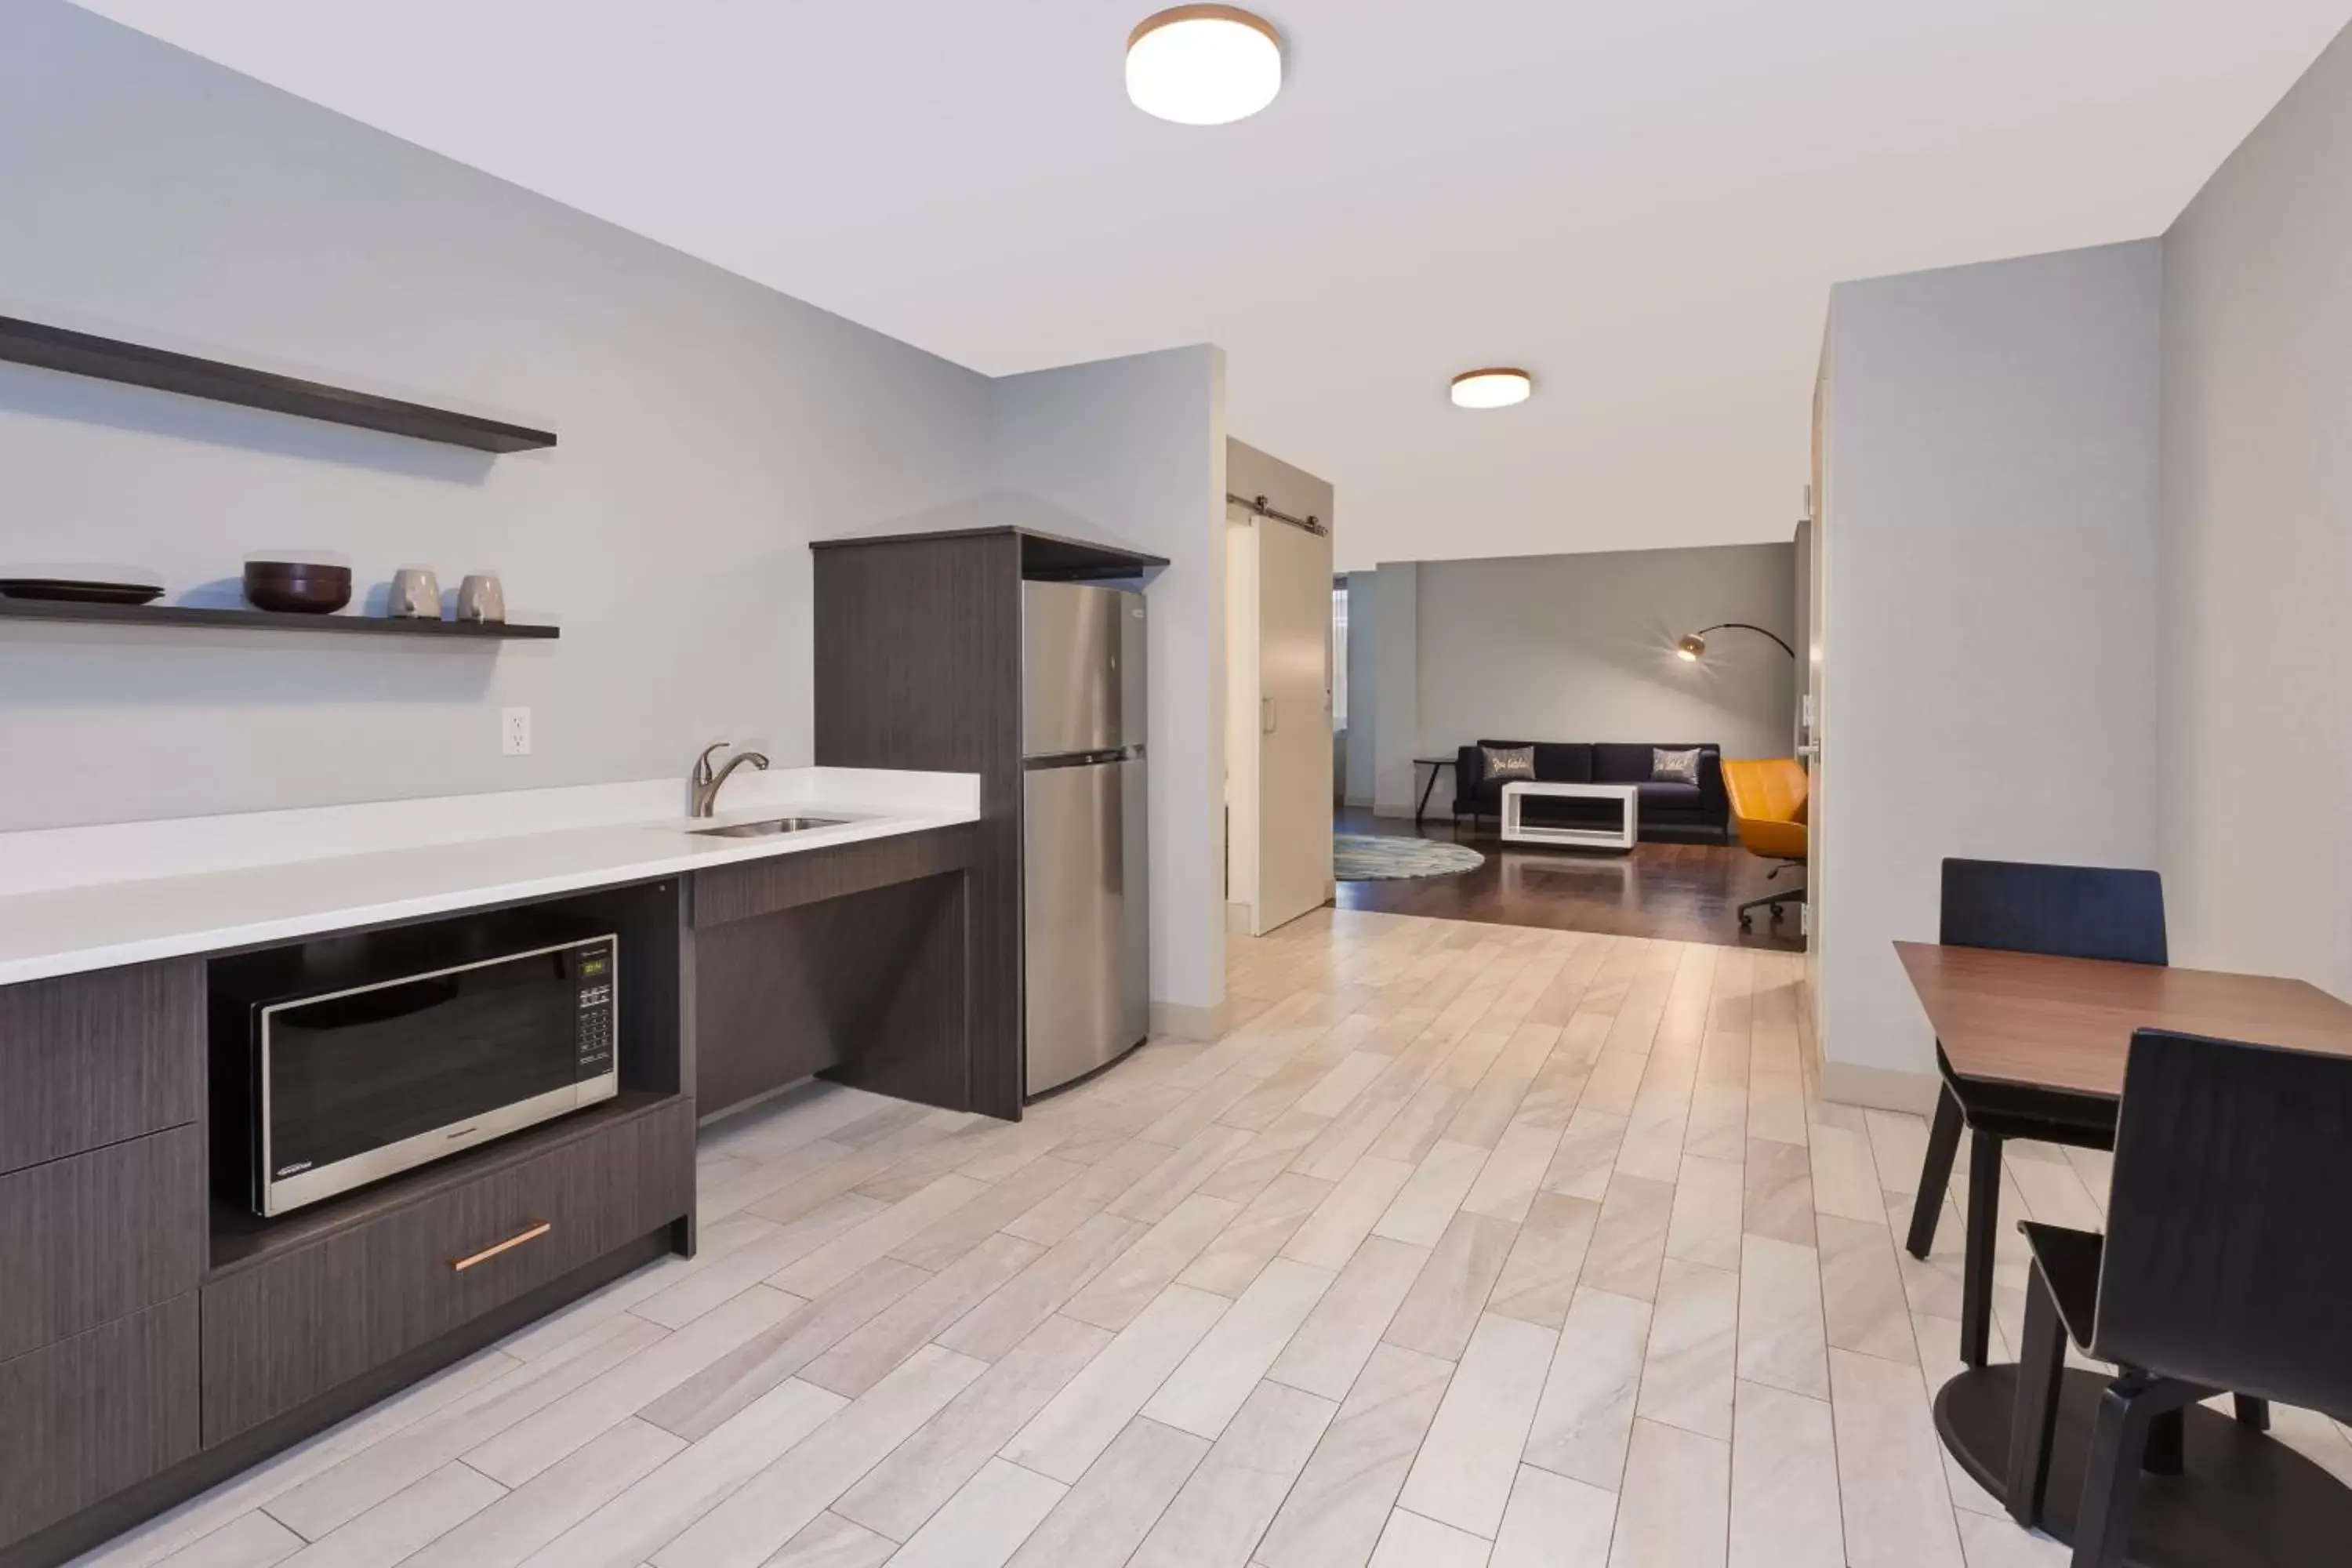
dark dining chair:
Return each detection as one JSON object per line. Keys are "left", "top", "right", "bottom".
{"left": 2005, "top": 1028, "right": 2352, "bottom": 1566}
{"left": 1904, "top": 858, "right": 2167, "bottom": 1367}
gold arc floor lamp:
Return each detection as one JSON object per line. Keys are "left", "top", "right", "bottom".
{"left": 1676, "top": 622, "right": 1796, "bottom": 661}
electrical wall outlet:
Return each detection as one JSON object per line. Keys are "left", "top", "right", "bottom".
{"left": 502, "top": 706, "right": 532, "bottom": 757}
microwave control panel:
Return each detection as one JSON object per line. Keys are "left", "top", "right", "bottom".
{"left": 575, "top": 943, "right": 618, "bottom": 1078}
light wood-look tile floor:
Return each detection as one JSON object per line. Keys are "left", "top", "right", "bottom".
{"left": 74, "top": 911, "right": 2352, "bottom": 1568}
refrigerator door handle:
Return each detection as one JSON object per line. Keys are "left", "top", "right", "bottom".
{"left": 1023, "top": 745, "right": 1144, "bottom": 770}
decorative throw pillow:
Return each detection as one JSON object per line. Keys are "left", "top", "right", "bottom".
{"left": 1479, "top": 745, "right": 1536, "bottom": 784}
{"left": 1652, "top": 747, "right": 1703, "bottom": 785}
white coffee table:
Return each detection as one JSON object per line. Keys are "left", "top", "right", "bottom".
{"left": 1500, "top": 781, "right": 1639, "bottom": 851}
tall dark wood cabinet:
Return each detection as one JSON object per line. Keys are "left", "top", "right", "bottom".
{"left": 811, "top": 527, "right": 1165, "bottom": 1120}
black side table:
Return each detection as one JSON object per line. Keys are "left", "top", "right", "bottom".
{"left": 1412, "top": 756, "right": 1456, "bottom": 830}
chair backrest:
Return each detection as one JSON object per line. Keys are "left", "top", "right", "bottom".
{"left": 1721, "top": 759, "right": 1807, "bottom": 861}
{"left": 1722, "top": 758, "right": 1805, "bottom": 826}
{"left": 1938, "top": 858, "right": 2165, "bottom": 965}
{"left": 2095, "top": 1029, "right": 2352, "bottom": 1421}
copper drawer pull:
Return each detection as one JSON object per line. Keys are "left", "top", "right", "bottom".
{"left": 452, "top": 1221, "right": 552, "bottom": 1272}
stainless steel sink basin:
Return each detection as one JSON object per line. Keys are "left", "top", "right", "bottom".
{"left": 689, "top": 815, "right": 852, "bottom": 839}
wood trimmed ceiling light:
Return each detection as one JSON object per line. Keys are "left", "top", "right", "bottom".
{"left": 1450, "top": 368, "right": 1534, "bottom": 408}
{"left": 1126, "top": 5, "right": 1285, "bottom": 125}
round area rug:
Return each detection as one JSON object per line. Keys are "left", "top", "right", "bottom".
{"left": 1335, "top": 833, "right": 1485, "bottom": 881}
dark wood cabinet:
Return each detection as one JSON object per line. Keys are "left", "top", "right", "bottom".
{"left": 0, "top": 960, "right": 200, "bottom": 1176}
{"left": 0, "top": 1127, "right": 204, "bottom": 1363}
{"left": 0, "top": 884, "right": 705, "bottom": 1566}
{"left": 692, "top": 826, "right": 975, "bottom": 1118}
{"left": 0, "top": 829, "right": 995, "bottom": 1562}
{"left": 698, "top": 876, "right": 969, "bottom": 1117}
{"left": 811, "top": 527, "right": 1162, "bottom": 1120}
{"left": 815, "top": 532, "right": 1025, "bottom": 1120}
{"left": 0, "top": 1297, "right": 199, "bottom": 1548}
{"left": 200, "top": 1098, "right": 691, "bottom": 1445}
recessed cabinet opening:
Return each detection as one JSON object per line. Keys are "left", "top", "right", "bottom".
{"left": 204, "top": 879, "right": 683, "bottom": 1276}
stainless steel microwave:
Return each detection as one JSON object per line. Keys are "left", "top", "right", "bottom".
{"left": 213, "top": 927, "right": 619, "bottom": 1217}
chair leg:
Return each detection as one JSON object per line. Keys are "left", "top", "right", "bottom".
{"left": 1960, "top": 1130, "right": 2001, "bottom": 1370}
{"left": 2072, "top": 1377, "right": 2168, "bottom": 1568}
{"left": 1737, "top": 888, "right": 1806, "bottom": 928}
{"left": 2234, "top": 1394, "right": 2272, "bottom": 1431}
{"left": 2005, "top": 1257, "right": 2071, "bottom": 1527}
{"left": 1906, "top": 1083, "right": 1963, "bottom": 1259}
{"left": 2143, "top": 1408, "right": 2185, "bottom": 1475}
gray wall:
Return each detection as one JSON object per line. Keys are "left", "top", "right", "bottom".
{"left": 1368, "top": 563, "right": 1421, "bottom": 814}
{"left": 1817, "top": 241, "right": 2162, "bottom": 1098}
{"left": 1343, "top": 571, "right": 1377, "bottom": 804}
{"left": 0, "top": 2, "right": 996, "bottom": 830}
{"left": 2158, "top": 24, "right": 2352, "bottom": 1004}
{"left": 1411, "top": 544, "right": 1797, "bottom": 764}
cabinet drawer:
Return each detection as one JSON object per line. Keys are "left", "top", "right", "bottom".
{"left": 201, "top": 1099, "right": 693, "bottom": 1446}
{"left": 0, "top": 960, "right": 201, "bottom": 1176}
{"left": 0, "top": 1296, "right": 200, "bottom": 1548}
{"left": 0, "top": 1125, "right": 205, "bottom": 1362}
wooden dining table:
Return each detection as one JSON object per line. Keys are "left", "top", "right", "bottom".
{"left": 1896, "top": 939, "right": 2352, "bottom": 1097}
{"left": 1896, "top": 938, "right": 2352, "bottom": 1568}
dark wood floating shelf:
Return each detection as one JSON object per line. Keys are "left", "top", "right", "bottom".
{"left": 0, "top": 313, "right": 557, "bottom": 454}
{"left": 0, "top": 597, "right": 558, "bottom": 640}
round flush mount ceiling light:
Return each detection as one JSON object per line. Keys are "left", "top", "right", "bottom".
{"left": 1450, "top": 368, "right": 1534, "bottom": 409}
{"left": 1127, "top": 5, "right": 1284, "bottom": 125}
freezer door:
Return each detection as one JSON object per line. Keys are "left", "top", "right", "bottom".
{"left": 1024, "top": 757, "right": 1149, "bottom": 1096}
{"left": 1022, "top": 581, "right": 1137, "bottom": 758}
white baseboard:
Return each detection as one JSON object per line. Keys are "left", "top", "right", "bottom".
{"left": 1151, "top": 1000, "right": 1225, "bottom": 1042}
{"left": 1225, "top": 902, "right": 1256, "bottom": 935}
{"left": 1818, "top": 1060, "right": 1940, "bottom": 1116}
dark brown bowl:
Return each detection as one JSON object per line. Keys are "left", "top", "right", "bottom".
{"left": 244, "top": 561, "right": 352, "bottom": 615}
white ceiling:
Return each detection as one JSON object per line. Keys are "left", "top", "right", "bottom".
{"left": 72, "top": 1, "right": 2349, "bottom": 568}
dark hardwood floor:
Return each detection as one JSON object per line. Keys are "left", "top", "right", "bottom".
{"left": 1331, "top": 806, "right": 1805, "bottom": 949}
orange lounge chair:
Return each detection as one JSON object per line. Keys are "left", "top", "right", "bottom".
{"left": 1721, "top": 758, "right": 1807, "bottom": 931}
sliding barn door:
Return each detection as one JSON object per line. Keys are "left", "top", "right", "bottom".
{"left": 1254, "top": 514, "right": 1335, "bottom": 933}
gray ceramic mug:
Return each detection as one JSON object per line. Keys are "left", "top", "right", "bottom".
{"left": 456, "top": 573, "right": 506, "bottom": 623}
{"left": 388, "top": 566, "right": 441, "bottom": 619}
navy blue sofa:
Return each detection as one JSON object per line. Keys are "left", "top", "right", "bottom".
{"left": 1450, "top": 740, "right": 1730, "bottom": 843}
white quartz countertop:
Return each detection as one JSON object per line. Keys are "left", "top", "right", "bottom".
{"left": 0, "top": 768, "right": 980, "bottom": 986}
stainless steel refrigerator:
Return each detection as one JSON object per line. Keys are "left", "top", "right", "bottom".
{"left": 1022, "top": 580, "right": 1149, "bottom": 1097}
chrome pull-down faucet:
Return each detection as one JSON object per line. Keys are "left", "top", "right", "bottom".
{"left": 690, "top": 739, "right": 770, "bottom": 818}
